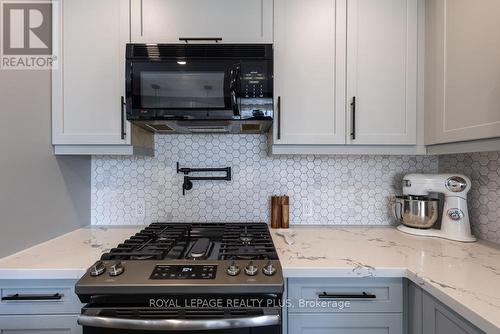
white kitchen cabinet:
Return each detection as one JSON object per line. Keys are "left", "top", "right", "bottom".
{"left": 0, "top": 280, "right": 82, "bottom": 333}
{"left": 273, "top": 0, "right": 346, "bottom": 145}
{"left": 130, "top": 0, "right": 274, "bottom": 44}
{"left": 52, "top": 0, "right": 153, "bottom": 155}
{"left": 273, "top": 0, "right": 419, "bottom": 150}
{"left": 346, "top": 0, "right": 418, "bottom": 145}
{"left": 425, "top": 0, "right": 500, "bottom": 146}
{"left": 0, "top": 315, "right": 81, "bottom": 334}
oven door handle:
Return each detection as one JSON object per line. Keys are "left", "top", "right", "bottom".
{"left": 77, "top": 314, "right": 280, "bottom": 331}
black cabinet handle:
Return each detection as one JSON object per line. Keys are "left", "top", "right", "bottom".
{"left": 179, "top": 37, "right": 222, "bottom": 43}
{"left": 277, "top": 96, "right": 281, "bottom": 140}
{"left": 140, "top": 0, "right": 143, "bottom": 36}
{"left": 318, "top": 291, "right": 376, "bottom": 299}
{"left": 350, "top": 96, "right": 356, "bottom": 140}
{"left": 121, "top": 96, "right": 126, "bottom": 140}
{"left": 2, "top": 293, "right": 63, "bottom": 301}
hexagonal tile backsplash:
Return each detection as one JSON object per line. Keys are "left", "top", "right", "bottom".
{"left": 92, "top": 135, "right": 439, "bottom": 227}
{"left": 440, "top": 151, "right": 500, "bottom": 244}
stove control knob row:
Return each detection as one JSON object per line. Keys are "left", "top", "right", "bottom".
{"left": 109, "top": 261, "right": 125, "bottom": 277}
{"left": 244, "top": 261, "right": 258, "bottom": 276}
{"left": 89, "top": 261, "right": 106, "bottom": 277}
{"left": 262, "top": 261, "right": 277, "bottom": 276}
{"left": 226, "top": 260, "right": 241, "bottom": 276}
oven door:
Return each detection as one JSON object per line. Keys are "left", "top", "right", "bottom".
{"left": 127, "top": 61, "right": 241, "bottom": 120}
{"left": 78, "top": 308, "right": 280, "bottom": 334}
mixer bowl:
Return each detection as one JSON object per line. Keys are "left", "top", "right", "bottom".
{"left": 393, "top": 195, "right": 439, "bottom": 229}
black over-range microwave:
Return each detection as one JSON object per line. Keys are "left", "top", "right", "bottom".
{"left": 125, "top": 44, "right": 273, "bottom": 134}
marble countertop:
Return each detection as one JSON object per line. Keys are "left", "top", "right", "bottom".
{"left": 0, "top": 225, "right": 499, "bottom": 332}
{"left": 0, "top": 226, "right": 142, "bottom": 279}
{"left": 270, "top": 226, "right": 500, "bottom": 334}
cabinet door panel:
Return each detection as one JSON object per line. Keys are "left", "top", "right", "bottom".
{"left": 347, "top": 0, "right": 418, "bottom": 145}
{"left": 274, "top": 0, "right": 346, "bottom": 144}
{"left": 422, "top": 292, "right": 484, "bottom": 334}
{"left": 425, "top": 0, "right": 500, "bottom": 144}
{"left": 289, "top": 313, "right": 403, "bottom": 334}
{"left": 52, "top": 0, "right": 130, "bottom": 145}
{"left": 0, "top": 315, "right": 81, "bottom": 334}
{"left": 130, "top": 0, "right": 273, "bottom": 43}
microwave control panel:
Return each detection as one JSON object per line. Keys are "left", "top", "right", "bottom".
{"left": 242, "top": 72, "right": 265, "bottom": 98}
{"left": 240, "top": 62, "right": 271, "bottom": 99}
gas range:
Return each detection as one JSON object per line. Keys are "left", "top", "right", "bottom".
{"left": 75, "top": 223, "right": 283, "bottom": 333}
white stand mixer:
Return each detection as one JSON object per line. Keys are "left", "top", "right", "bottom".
{"left": 396, "top": 174, "right": 476, "bottom": 242}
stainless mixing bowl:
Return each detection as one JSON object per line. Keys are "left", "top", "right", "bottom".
{"left": 393, "top": 195, "right": 439, "bottom": 229}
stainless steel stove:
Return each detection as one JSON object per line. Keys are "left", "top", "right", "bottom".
{"left": 75, "top": 223, "right": 283, "bottom": 333}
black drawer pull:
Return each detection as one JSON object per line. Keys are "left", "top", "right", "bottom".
{"left": 179, "top": 37, "right": 222, "bottom": 43}
{"left": 318, "top": 292, "right": 376, "bottom": 299}
{"left": 1, "top": 293, "right": 63, "bottom": 301}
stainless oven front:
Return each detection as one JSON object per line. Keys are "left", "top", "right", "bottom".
{"left": 78, "top": 294, "right": 282, "bottom": 334}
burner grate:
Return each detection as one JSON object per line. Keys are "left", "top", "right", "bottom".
{"left": 219, "top": 224, "right": 278, "bottom": 260}
{"left": 99, "top": 222, "right": 278, "bottom": 261}
{"left": 101, "top": 224, "right": 191, "bottom": 260}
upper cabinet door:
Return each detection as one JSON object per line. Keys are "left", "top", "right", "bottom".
{"left": 425, "top": 0, "right": 500, "bottom": 145}
{"left": 273, "top": 0, "right": 346, "bottom": 145}
{"left": 52, "top": 0, "right": 130, "bottom": 145}
{"left": 346, "top": 0, "right": 418, "bottom": 145}
{"left": 130, "top": 0, "right": 273, "bottom": 44}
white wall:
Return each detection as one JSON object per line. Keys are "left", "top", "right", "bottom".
{"left": 0, "top": 70, "right": 91, "bottom": 258}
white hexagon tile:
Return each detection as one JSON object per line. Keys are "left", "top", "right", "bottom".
{"left": 440, "top": 151, "right": 500, "bottom": 244}
{"left": 91, "top": 135, "right": 439, "bottom": 227}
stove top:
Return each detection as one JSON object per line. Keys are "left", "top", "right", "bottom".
{"left": 76, "top": 223, "right": 283, "bottom": 298}
{"left": 101, "top": 222, "right": 279, "bottom": 261}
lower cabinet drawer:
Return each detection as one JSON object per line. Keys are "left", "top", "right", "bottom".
{"left": 288, "top": 313, "right": 403, "bottom": 334}
{"left": 0, "top": 279, "right": 82, "bottom": 315}
{"left": 0, "top": 314, "right": 81, "bottom": 333}
{"left": 287, "top": 278, "right": 403, "bottom": 313}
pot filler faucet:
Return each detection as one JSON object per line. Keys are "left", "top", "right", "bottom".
{"left": 176, "top": 162, "right": 232, "bottom": 195}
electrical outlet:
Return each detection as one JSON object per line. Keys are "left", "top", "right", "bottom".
{"left": 302, "top": 200, "right": 313, "bottom": 217}
{"left": 134, "top": 201, "right": 146, "bottom": 218}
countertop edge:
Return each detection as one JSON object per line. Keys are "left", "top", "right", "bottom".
{"left": 0, "top": 269, "right": 86, "bottom": 280}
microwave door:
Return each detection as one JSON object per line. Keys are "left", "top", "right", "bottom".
{"left": 130, "top": 61, "right": 236, "bottom": 119}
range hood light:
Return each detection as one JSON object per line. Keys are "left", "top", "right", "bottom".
{"left": 177, "top": 60, "right": 187, "bottom": 65}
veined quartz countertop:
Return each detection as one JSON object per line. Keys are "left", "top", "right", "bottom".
{"left": 270, "top": 226, "right": 500, "bottom": 334}
{"left": 0, "top": 225, "right": 499, "bottom": 333}
{"left": 0, "top": 226, "right": 142, "bottom": 279}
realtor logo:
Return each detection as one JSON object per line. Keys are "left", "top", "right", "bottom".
{"left": 0, "top": 0, "right": 58, "bottom": 69}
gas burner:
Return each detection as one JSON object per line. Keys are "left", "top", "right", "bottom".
{"left": 186, "top": 238, "right": 213, "bottom": 260}
{"left": 239, "top": 226, "right": 254, "bottom": 244}
{"left": 99, "top": 223, "right": 279, "bottom": 261}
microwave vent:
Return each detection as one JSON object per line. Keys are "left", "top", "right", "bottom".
{"left": 144, "top": 123, "right": 174, "bottom": 132}
{"left": 187, "top": 127, "right": 229, "bottom": 133}
{"left": 128, "top": 44, "right": 271, "bottom": 59}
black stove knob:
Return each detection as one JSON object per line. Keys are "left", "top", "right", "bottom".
{"left": 109, "top": 261, "right": 125, "bottom": 277}
{"left": 262, "top": 261, "right": 277, "bottom": 276}
{"left": 244, "top": 261, "right": 258, "bottom": 276}
{"left": 89, "top": 261, "right": 105, "bottom": 277}
{"left": 226, "top": 260, "right": 240, "bottom": 276}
